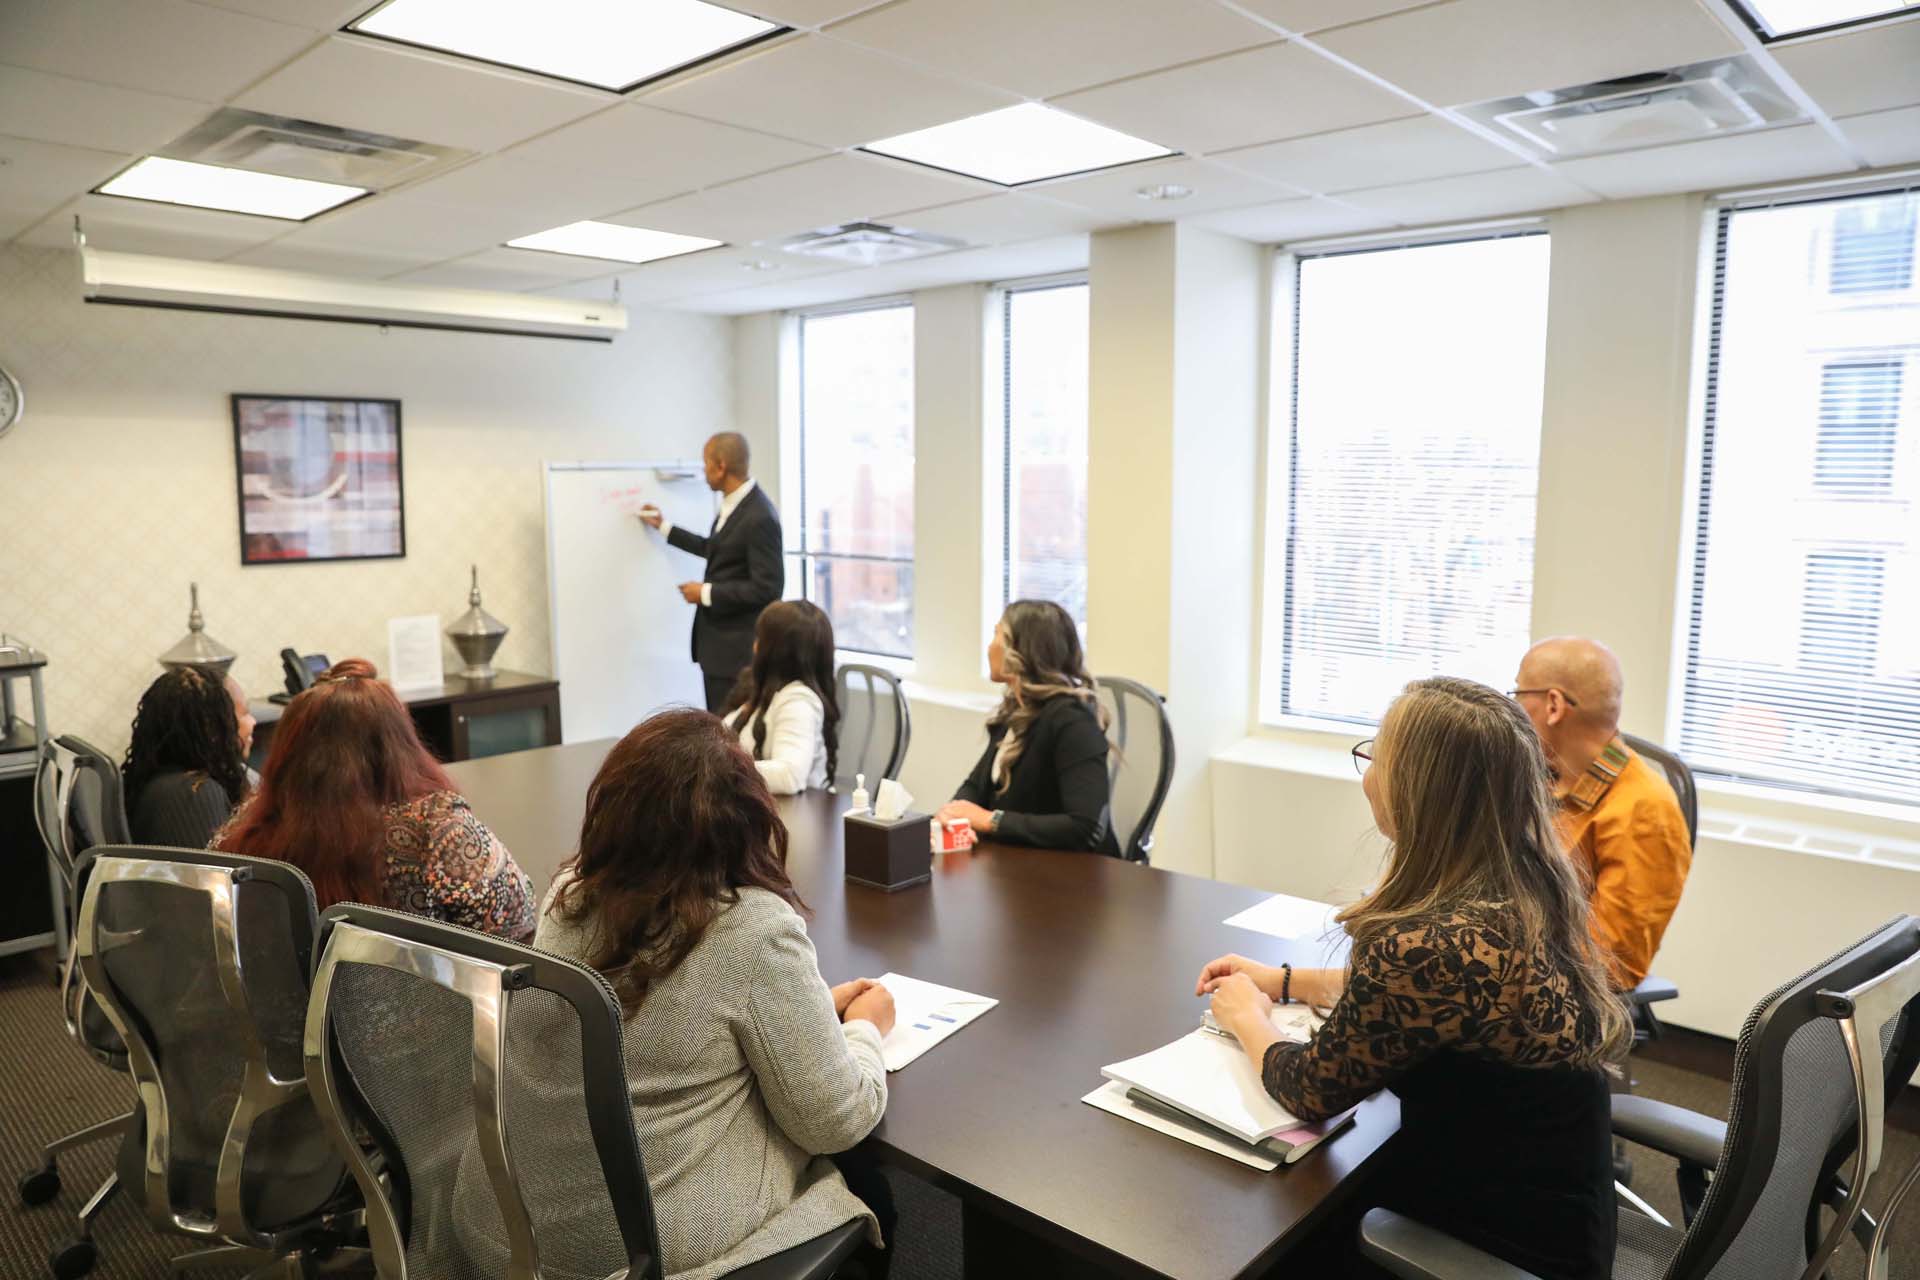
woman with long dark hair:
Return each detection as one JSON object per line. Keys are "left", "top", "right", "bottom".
{"left": 498, "top": 709, "right": 894, "bottom": 1280}
{"left": 723, "top": 600, "right": 840, "bottom": 794}
{"left": 211, "top": 658, "right": 534, "bottom": 941}
{"left": 123, "top": 666, "right": 251, "bottom": 848}
{"left": 1198, "top": 677, "right": 1628, "bottom": 1279}
{"left": 936, "top": 599, "right": 1118, "bottom": 854}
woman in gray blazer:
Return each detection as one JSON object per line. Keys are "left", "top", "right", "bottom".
{"left": 533, "top": 708, "right": 895, "bottom": 1279}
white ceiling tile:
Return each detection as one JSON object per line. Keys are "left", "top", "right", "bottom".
{"left": 0, "top": 0, "right": 320, "bottom": 101}
{"left": 1212, "top": 115, "right": 1520, "bottom": 193}
{"left": 395, "top": 246, "right": 639, "bottom": 288}
{"left": 1186, "top": 195, "right": 1401, "bottom": 242}
{"left": 1837, "top": 106, "right": 1920, "bottom": 168}
{"left": 739, "top": 0, "right": 886, "bottom": 26}
{"left": 542, "top": 245, "right": 849, "bottom": 305}
{"left": 1230, "top": 0, "right": 1436, "bottom": 34}
{"left": 826, "top": 0, "right": 1274, "bottom": 98}
{"left": 186, "top": 0, "right": 368, "bottom": 28}
{"left": 900, "top": 233, "right": 1090, "bottom": 286}
{"left": 1315, "top": 0, "right": 1744, "bottom": 107}
{"left": 1028, "top": 156, "right": 1302, "bottom": 221}
{"left": 0, "top": 66, "right": 212, "bottom": 156}
{"left": 0, "top": 137, "right": 132, "bottom": 240}
{"left": 638, "top": 32, "right": 1017, "bottom": 149}
{"left": 1337, "top": 166, "right": 1596, "bottom": 223}
{"left": 1773, "top": 21, "right": 1920, "bottom": 119}
{"left": 1053, "top": 42, "right": 1417, "bottom": 154}
{"left": 233, "top": 36, "right": 615, "bottom": 153}
{"left": 21, "top": 194, "right": 291, "bottom": 255}
{"left": 224, "top": 241, "right": 435, "bottom": 275}
{"left": 613, "top": 153, "right": 995, "bottom": 244}
{"left": 878, "top": 193, "right": 1116, "bottom": 244}
{"left": 259, "top": 184, "right": 538, "bottom": 256}
{"left": 1551, "top": 125, "right": 1856, "bottom": 199}
{"left": 676, "top": 233, "right": 1092, "bottom": 313}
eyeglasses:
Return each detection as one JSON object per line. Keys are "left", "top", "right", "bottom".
{"left": 1509, "top": 686, "right": 1579, "bottom": 708}
{"left": 1351, "top": 739, "right": 1373, "bottom": 775}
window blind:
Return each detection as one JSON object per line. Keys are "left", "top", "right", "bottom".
{"left": 1680, "top": 186, "right": 1920, "bottom": 805}
{"left": 1272, "top": 233, "right": 1551, "bottom": 725}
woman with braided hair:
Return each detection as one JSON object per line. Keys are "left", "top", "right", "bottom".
{"left": 936, "top": 599, "right": 1119, "bottom": 855}
{"left": 123, "top": 665, "right": 253, "bottom": 848}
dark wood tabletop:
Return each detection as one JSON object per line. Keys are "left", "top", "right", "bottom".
{"left": 447, "top": 740, "right": 1398, "bottom": 1280}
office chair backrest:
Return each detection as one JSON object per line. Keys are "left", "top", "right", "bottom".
{"left": 835, "top": 663, "right": 911, "bottom": 789}
{"left": 1622, "top": 732, "right": 1698, "bottom": 849}
{"left": 305, "top": 903, "right": 662, "bottom": 1280}
{"left": 1094, "top": 676, "right": 1175, "bottom": 864}
{"left": 74, "top": 846, "right": 342, "bottom": 1246}
{"left": 1666, "top": 915, "right": 1920, "bottom": 1280}
{"left": 35, "top": 736, "right": 128, "bottom": 890}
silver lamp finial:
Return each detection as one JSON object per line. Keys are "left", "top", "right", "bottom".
{"left": 159, "top": 581, "right": 237, "bottom": 675}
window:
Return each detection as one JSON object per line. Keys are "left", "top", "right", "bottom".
{"left": 1680, "top": 189, "right": 1920, "bottom": 806}
{"left": 1816, "top": 361, "right": 1901, "bottom": 493}
{"left": 1000, "top": 281, "right": 1090, "bottom": 629}
{"left": 796, "top": 303, "right": 915, "bottom": 658}
{"left": 1263, "top": 233, "right": 1552, "bottom": 725}
{"left": 1830, "top": 197, "right": 1916, "bottom": 295}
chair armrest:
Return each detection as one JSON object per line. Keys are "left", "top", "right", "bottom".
{"left": 1630, "top": 976, "right": 1679, "bottom": 1006}
{"left": 1612, "top": 1094, "right": 1725, "bottom": 1170}
{"left": 1358, "top": 1209, "right": 1544, "bottom": 1280}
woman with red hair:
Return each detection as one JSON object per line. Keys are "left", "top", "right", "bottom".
{"left": 212, "top": 658, "right": 535, "bottom": 942}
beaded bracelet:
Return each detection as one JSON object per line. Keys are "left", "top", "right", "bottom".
{"left": 1280, "top": 962, "right": 1293, "bottom": 1005}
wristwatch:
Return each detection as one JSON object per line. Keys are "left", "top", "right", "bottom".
{"left": 989, "top": 809, "right": 1005, "bottom": 833}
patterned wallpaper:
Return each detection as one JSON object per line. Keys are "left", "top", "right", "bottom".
{"left": 0, "top": 245, "right": 733, "bottom": 759}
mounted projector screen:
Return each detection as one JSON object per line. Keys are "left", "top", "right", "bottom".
{"left": 231, "top": 394, "right": 406, "bottom": 565}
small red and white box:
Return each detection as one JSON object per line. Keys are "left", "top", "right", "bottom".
{"left": 930, "top": 816, "right": 976, "bottom": 853}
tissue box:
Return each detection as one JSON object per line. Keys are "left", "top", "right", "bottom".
{"left": 845, "top": 810, "right": 933, "bottom": 892}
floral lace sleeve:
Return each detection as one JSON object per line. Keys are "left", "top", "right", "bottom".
{"left": 1262, "top": 908, "right": 1593, "bottom": 1121}
{"left": 383, "top": 792, "right": 538, "bottom": 943}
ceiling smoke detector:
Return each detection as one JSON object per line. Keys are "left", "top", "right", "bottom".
{"left": 1461, "top": 57, "right": 1802, "bottom": 158}
{"left": 779, "top": 221, "right": 964, "bottom": 266}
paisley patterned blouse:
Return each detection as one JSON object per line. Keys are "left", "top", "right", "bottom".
{"left": 213, "top": 790, "right": 536, "bottom": 943}
{"left": 1263, "top": 901, "right": 1606, "bottom": 1119}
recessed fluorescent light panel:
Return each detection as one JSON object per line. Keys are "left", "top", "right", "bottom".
{"left": 507, "top": 221, "right": 723, "bottom": 264}
{"left": 348, "top": 0, "right": 781, "bottom": 92}
{"left": 862, "top": 103, "right": 1174, "bottom": 186}
{"left": 95, "top": 156, "right": 366, "bottom": 220}
{"left": 1730, "top": 0, "right": 1918, "bottom": 38}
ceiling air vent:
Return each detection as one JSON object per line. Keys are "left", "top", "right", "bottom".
{"left": 163, "top": 109, "right": 470, "bottom": 190}
{"left": 1461, "top": 57, "right": 1803, "bottom": 158}
{"left": 779, "top": 221, "right": 964, "bottom": 266}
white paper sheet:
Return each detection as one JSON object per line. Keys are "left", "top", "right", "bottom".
{"left": 875, "top": 973, "right": 997, "bottom": 1072}
{"left": 1222, "top": 893, "right": 1341, "bottom": 942}
{"left": 1102, "top": 1028, "right": 1305, "bottom": 1145}
{"left": 1081, "top": 1080, "right": 1279, "bottom": 1171}
{"left": 386, "top": 614, "right": 444, "bottom": 692}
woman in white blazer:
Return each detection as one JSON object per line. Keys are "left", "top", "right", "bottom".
{"left": 723, "top": 600, "right": 839, "bottom": 794}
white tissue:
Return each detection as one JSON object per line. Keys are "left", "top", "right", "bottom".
{"left": 874, "top": 777, "right": 913, "bottom": 821}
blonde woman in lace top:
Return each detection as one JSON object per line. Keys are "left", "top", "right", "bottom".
{"left": 1198, "top": 677, "right": 1629, "bottom": 1280}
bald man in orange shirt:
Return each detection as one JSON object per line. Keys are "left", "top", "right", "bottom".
{"left": 1514, "top": 637, "right": 1692, "bottom": 990}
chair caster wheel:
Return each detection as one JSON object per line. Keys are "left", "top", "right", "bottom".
{"left": 49, "top": 1237, "right": 96, "bottom": 1280}
{"left": 18, "top": 1164, "right": 60, "bottom": 1206}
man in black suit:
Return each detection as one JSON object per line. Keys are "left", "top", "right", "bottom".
{"left": 638, "top": 432, "right": 784, "bottom": 712}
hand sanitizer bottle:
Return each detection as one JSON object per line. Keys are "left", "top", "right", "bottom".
{"left": 850, "top": 773, "right": 871, "bottom": 816}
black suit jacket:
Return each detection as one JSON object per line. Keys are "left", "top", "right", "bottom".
{"left": 665, "top": 485, "right": 785, "bottom": 680}
{"left": 954, "top": 694, "right": 1120, "bottom": 856}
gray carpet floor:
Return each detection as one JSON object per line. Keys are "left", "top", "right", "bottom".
{"left": 0, "top": 947, "right": 1909, "bottom": 1279}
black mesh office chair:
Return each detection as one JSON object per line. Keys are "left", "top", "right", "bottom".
{"left": 66, "top": 847, "right": 357, "bottom": 1280}
{"left": 1359, "top": 915, "right": 1920, "bottom": 1280}
{"left": 1093, "top": 676, "right": 1175, "bottom": 864}
{"left": 305, "top": 904, "right": 867, "bottom": 1280}
{"left": 18, "top": 740, "right": 136, "bottom": 1276}
{"left": 1619, "top": 733, "right": 1698, "bottom": 1044}
{"left": 835, "top": 664, "right": 911, "bottom": 792}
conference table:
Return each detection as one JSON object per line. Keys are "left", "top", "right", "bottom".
{"left": 447, "top": 740, "right": 1400, "bottom": 1280}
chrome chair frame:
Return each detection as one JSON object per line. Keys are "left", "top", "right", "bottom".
{"left": 73, "top": 847, "right": 351, "bottom": 1275}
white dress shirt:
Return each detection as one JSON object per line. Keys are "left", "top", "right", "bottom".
{"left": 659, "top": 478, "right": 758, "bottom": 608}
{"left": 730, "top": 681, "right": 829, "bottom": 795}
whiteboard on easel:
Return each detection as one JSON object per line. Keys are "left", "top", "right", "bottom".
{"left": 544, "top": 461, "right": 716, "bottom": 744}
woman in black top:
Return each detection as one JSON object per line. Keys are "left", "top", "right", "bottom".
{"left": 1198, "top": 677, "right": 1628, "bottom": 1280}
{"left": 936, "top": 600, "right": 1119, "bottom": 856}
{"left": 122, "top": 666, "right": 251, "bottom": 848}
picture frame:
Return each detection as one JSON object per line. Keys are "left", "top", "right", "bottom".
{"left": 231, "top": 394, "right": 406, "bottom": 565}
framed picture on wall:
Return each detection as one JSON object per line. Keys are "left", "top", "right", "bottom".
{"left": 231, "top": 394, "right": 406, "bottom": 565}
